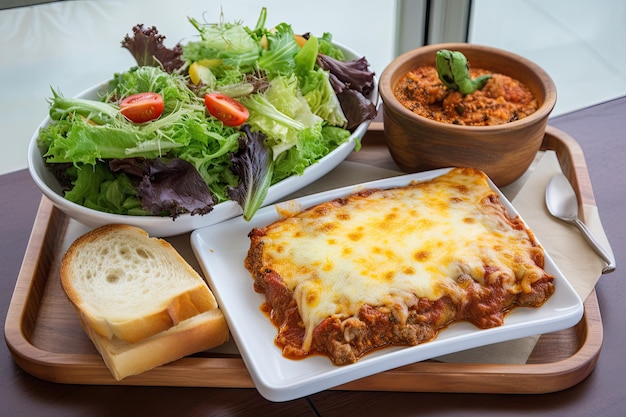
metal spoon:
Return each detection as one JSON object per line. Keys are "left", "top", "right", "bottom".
{"left": 546, "top": 173, "right": 615, "bottom": 274}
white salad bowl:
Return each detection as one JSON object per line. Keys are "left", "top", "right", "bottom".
{"left": 28, "top": 43, "right": 378, "bottom": 237}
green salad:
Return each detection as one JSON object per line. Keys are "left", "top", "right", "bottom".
{"left": 38, "top": 8, "right": 377, "bottom": 221}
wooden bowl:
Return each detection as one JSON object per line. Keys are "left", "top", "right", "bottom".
{"left": 378, "top": 43, "right": 557, "bottom": 186}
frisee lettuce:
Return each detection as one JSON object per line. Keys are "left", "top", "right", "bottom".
{"left": 183, "top": 16, "right": 262, "bottom": 75}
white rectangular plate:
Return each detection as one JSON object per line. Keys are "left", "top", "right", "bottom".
{"left": 190, "top": 168, "right": 584, "bottom": 402}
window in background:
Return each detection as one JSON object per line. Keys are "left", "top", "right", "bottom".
{"left": 468, "top": 0, "right": 626, "bottom": 116}
{"left": 394, "top": 0, "right": 470, "bottom": 54}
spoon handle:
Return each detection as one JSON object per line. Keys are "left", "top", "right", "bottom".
{"left": 573, "top": 218, "right": 616, "bottom": 273}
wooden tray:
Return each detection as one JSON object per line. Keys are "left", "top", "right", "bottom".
{"left": 5, "top": 124, "right": 603, "bottom": 394}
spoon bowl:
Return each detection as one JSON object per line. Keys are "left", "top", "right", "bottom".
{"left": 545, "top": 173, "right": 615, "bottom": 273}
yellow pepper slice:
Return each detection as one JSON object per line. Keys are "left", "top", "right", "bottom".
{"left": 189, "top": 61, "right": 218, "bottom": 85}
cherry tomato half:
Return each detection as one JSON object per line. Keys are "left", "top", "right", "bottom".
{"left": 204, "top": 93, "right": 249, "bottom": 127}
{"left": 119, "top": 92, "right": 165, "bottom": 123}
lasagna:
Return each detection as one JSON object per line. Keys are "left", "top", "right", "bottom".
{"left": 244, "top": 167, "right": 554, "bottom": 365}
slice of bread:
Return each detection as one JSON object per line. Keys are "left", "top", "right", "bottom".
{"left": 61, "top": 224, "right": 219, "bottom": 343}
{"left": 61, "top": 224, "right": 230, "bottom": 380}
{"left": 80, "top": 309, "right": 229, "bottom": 381}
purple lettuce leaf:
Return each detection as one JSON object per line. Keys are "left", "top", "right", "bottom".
{"left": 110, "top": 157, "right": 214, "bottom": 219}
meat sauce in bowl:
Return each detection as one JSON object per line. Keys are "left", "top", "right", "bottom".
{"left": 394, "top": 65, "right": 537, "bottom": 126}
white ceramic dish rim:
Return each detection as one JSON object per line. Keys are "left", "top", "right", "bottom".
{"left": 190, "top": 168, "right": 584, "bottom": 402}
{"left": 27, "top": 42, "right": 377, "bottom": 237}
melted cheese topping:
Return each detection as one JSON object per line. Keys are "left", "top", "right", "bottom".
{"left": 257, "top": 168, "right": 546, "bottom": 351}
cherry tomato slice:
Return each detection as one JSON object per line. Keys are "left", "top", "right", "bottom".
{"left": 119, "top": 92, "right": 165, "bottom": 123}
{"left": 204, "top": 93, "right": 249, "bottom": 127}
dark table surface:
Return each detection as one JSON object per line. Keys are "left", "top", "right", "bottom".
{"left": 2, "top": 97, "right": 625, "bottom": 416}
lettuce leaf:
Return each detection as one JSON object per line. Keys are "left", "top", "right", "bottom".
{"left": 316, "top": 54, "right": 377, "bottom": 130}
{"left": 41, "top": 107, "right": 200, "bottom": 165}
{"left": 170, "top": 118, "right": 241, "bottom": 202}
{"left": 227, "top": 125, "right": 273, "bottom": 221}
{"left": 257, "top": 22, "right": 300, "bottom": 75}
{"left": 240, "top": 74, "right": 322, "bottom": 157}
{"left": 121, "top": 24, "right": 184, "bottom": 73}
{"left": 272, "top": 124, "right": 350, "bottom": 182}
{"left": 111, "top": 157, "right": 215, "bottom": 218}
{"left": 295, "top": 35, "right": 347, "bottom": 127}
{"left": 64, "top": 163, "right": 147, "bottom": 215}
{"left": 316, "top": 32, "right": 345, "bottom": 60}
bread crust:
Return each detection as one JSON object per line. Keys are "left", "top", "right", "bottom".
{"left": 81, "top": 309, "right": 229, "bottom": 381}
